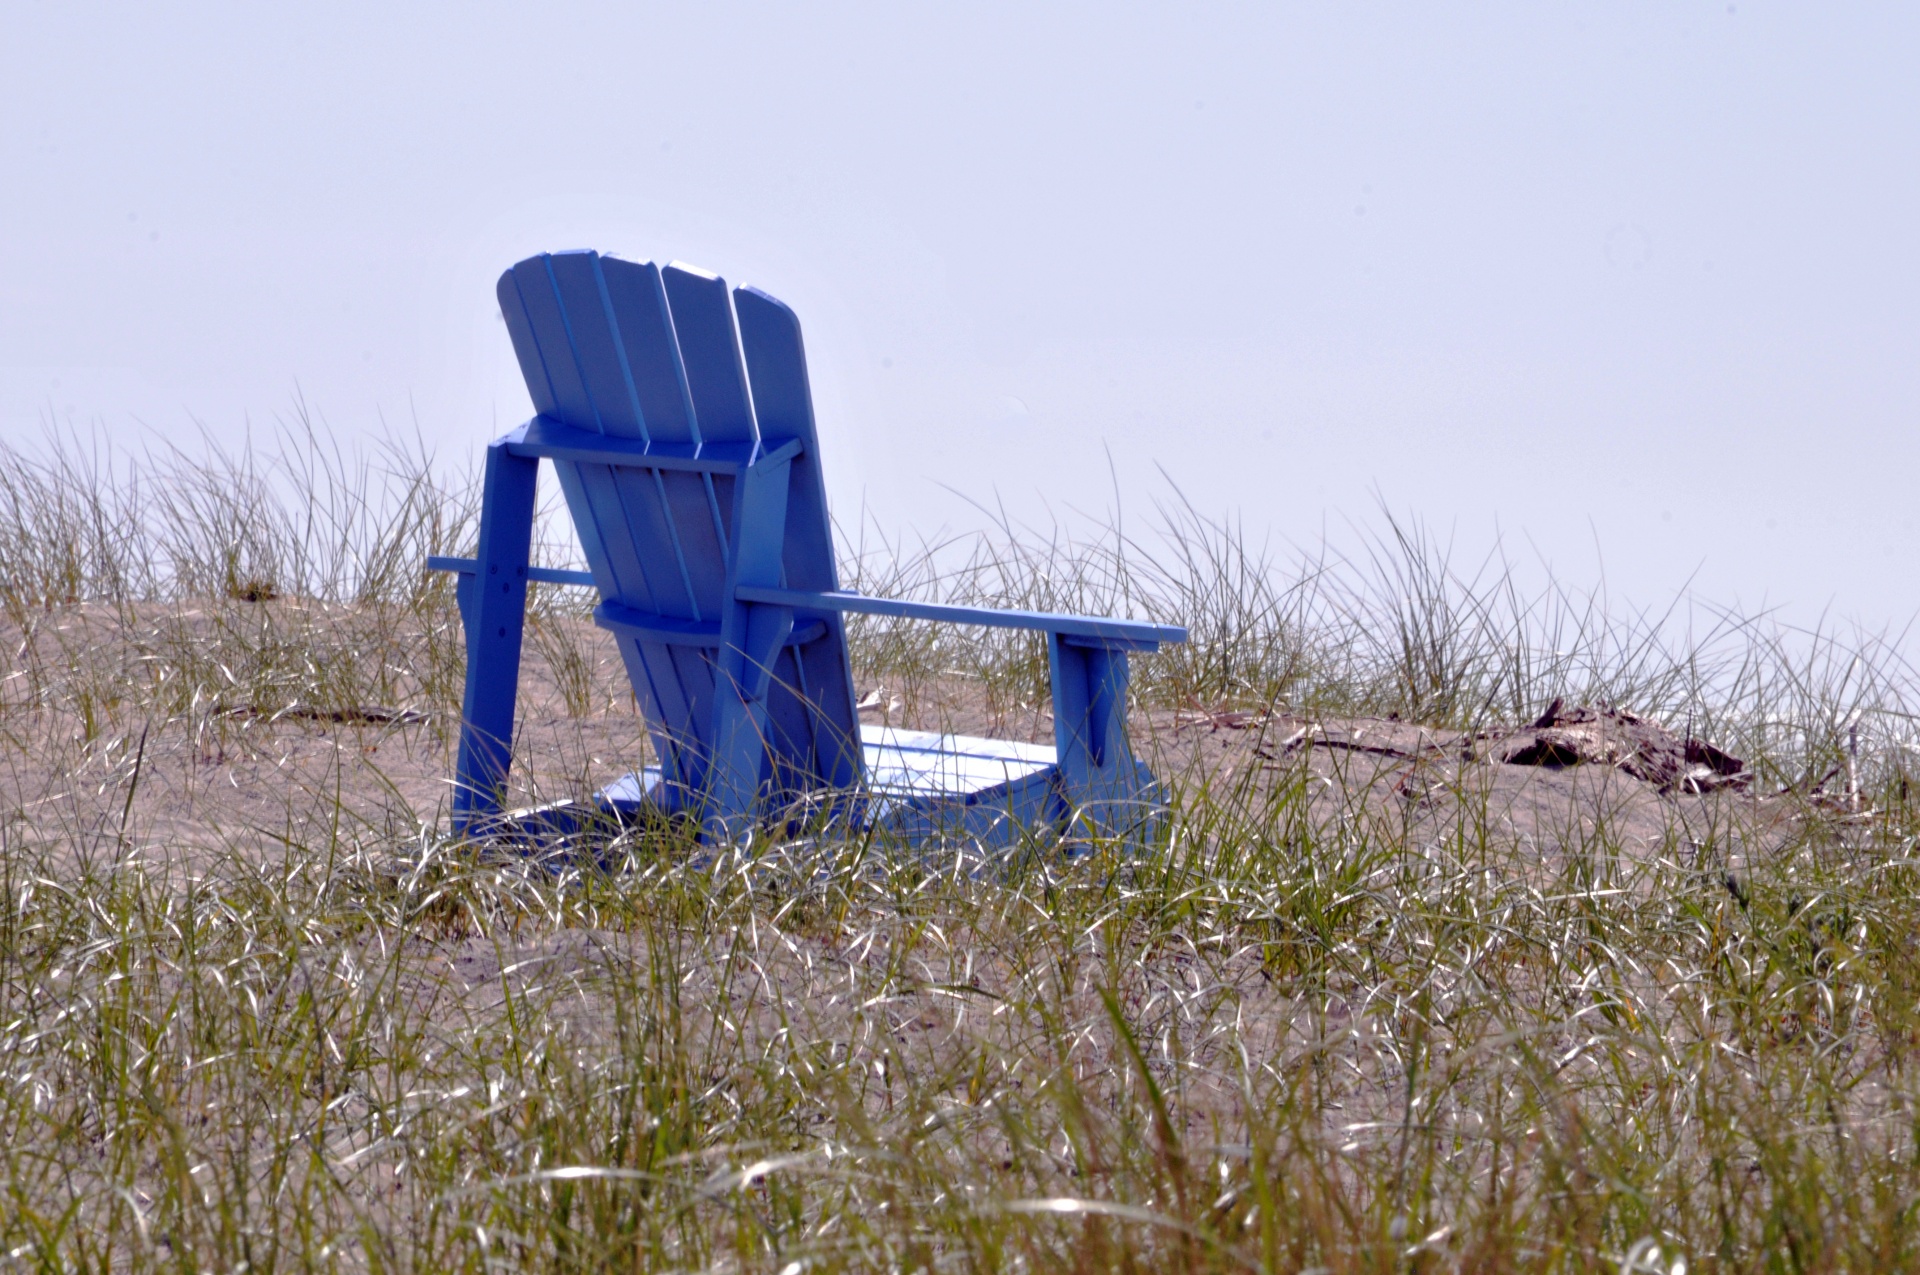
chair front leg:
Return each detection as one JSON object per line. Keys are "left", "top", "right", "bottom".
{"left": 452, "top": 440, "right": 539, "bottom": 833}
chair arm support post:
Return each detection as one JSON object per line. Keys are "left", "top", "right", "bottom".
{"left": 451, "top": 440, "right": 540, "bottom": 832}
{"left": 1048, "top": 633, "right": 1158, "bottom": 838}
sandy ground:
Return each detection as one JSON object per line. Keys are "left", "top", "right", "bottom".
{"left": 0, "top": 629, "right": 1799, "bottom": 891}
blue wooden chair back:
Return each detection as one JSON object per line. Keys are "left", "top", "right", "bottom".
{"left": 493, "top": 251, "right": 860, "bottom": 812}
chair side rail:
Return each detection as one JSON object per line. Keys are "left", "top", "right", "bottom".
{"left": 427, "top": 556, "right": 596, "bottom": 588}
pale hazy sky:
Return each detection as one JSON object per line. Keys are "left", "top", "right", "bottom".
{"left": 4, "top": 4, "right": 1917, "bottom": 629}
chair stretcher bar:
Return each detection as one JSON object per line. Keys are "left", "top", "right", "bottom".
{"left": 428, "top": 556, "right": 596, "bottom": 588}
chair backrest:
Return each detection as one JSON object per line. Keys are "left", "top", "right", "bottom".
{"left": 495, "top": 250, "right": 861, "bottom": 806}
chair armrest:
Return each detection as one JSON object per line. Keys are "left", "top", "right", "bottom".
{"left": 732, "top": 585, "right": 1186, "bottom": 649}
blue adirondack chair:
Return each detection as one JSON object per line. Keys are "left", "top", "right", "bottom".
{"left": 430, "top": 250, "right": 1185, "bottom": 846}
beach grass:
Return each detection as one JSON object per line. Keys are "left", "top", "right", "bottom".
{"left": 0, "top": 423, "right": 1917, "bottom": 1271}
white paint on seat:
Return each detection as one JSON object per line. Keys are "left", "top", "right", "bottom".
{"left": 592, "top": 729, "right": 1057, "bottom": 817}
{"left": 860, "top": 726, "right": 1055, "bottom": 797}
{"left": 597, "top": 767, "right": 662, "bottom": 808}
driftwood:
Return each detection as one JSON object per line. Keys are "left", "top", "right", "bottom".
{"left": 1226, "top": 701, "right": 1750, "bottom": 798}
{"left": 1486, "top": 699, "right": 1749, "bottom": 795}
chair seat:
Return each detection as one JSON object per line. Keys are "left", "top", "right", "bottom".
{"left": 590, "top": 726, "right": 1065, "bottom": 846}
{"left": 858, "top": 726, "right": 1055, "bottom": 796}
{"left": 860, "top": 726, "right": 1064, "bottom": 848}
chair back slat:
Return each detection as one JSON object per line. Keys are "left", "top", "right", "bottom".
{"left": 545, "top": 251, "right": 647, "bottom": 440}
{"left": 497, "top": 265, "right": 563, "bottom": 419}
{"left": 503, "top": 258, "right": 602, "bottom": 429}
{"left": 662, "top": 264, "right": 759, "bottom": 446}
{"left": 600, "top": 260, "right": 698, "bottom": 443}
{"left": 735, "top": 287, "right": 862, "bottom": 790}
